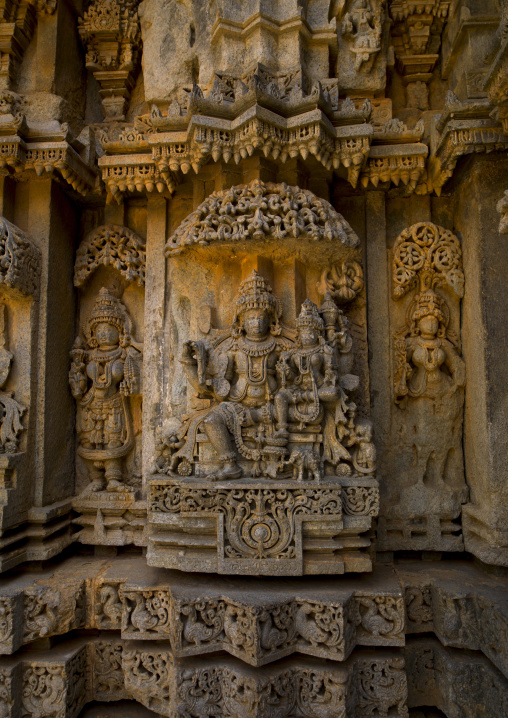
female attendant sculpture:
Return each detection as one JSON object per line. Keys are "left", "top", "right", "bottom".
{"left": 394, "top": 287, "right": 466, "bottom": 494}
{"left": 69, "top": 287, "right": 142, "bottom": 494}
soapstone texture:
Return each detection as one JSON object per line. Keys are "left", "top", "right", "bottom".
{"left": 0, "top": 0, "right": 506, "bottom": 715}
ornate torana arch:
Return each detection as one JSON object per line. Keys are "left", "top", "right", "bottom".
{"left": 74, "top": 224, "right": 146, "bottom": 287}
{"left": 165, "top": 180, "right": 360, "bottom": 255}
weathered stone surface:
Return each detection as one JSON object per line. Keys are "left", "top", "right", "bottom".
{"left": 0, "top": 0, "right": 506, "bottom": 714}
{"left": 0, "top": 636, "right": 410, "bottom": 717}
{"left": 406, "top": 637, "right": 508, "bottom": 718}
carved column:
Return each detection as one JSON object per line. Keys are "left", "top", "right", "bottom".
{"left": 27, "top": 179, "right": 76, "bottom": 507}
{"left": 455, "top": 154, "right": 508, "bottom": 565}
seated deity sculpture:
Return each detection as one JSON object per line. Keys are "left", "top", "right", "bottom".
{"left": 160, "top": 271, "right": 375, "bottom": 481}
{"left": 69, "top": 287, "right": 142, "bottom": 494}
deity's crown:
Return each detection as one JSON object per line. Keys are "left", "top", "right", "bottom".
{"left": 87, "top": 287, "right": 131, "bottom": 336}
{"left": 296, "top": 299, "right": 324, "bottom": 331}
{"left": 235, "top": 270, "right": 280, "bottom": 317}
{"left": 413, "top": 288, "right": 446, "bottom": 324}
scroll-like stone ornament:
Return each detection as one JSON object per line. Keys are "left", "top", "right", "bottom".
{"left": 165, "top": 180, "right": 359, "bottom": 255}
{"left": 149, "top": 271, "right": 378, "bottom": 575}
{"left": 69, "top": 287, "right": 142, "bottom": 494}
{"left": 74, "top": 225, "right": 146, "bottom": 288}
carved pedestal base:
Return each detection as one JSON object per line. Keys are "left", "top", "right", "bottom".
{"left": 462, "top": 504, "right": 508, "bottom": 566}
{"left": 377, "top": 514, "right": 464, "bottom": 553}
{"left": 73, "top": 491, "right": 147, "bottom": 546}
{"left": 0, "top": 498, "right": 73, "bottom": 572}
{"left": 148, "top": 476, "right": 379, "bottom": 576}
{"left": 0, "top": 636, "right": 409, "bottom": 718}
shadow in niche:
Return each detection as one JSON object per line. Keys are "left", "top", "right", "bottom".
{"left": 80, "top": 701, "right": 160, "bottom": 717}
{"left": 409, "top": 710, "right": 447, "bottom": 717}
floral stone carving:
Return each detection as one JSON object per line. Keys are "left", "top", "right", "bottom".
{"left": 383, "top": 222, "right": 468, "bottom": 549}
{"left": 74, "top": 225, "right": 146, "bottom": 288}
{"left": 149, "top": 271, "right": 378, "bottom": 575}
{"left": 165, "top": 180, "right": 359, "bottom": 256}
{"left": 69, "top": 287, "right": 142, "bottom": 495}
{"left": 0, "top": 217, "right": 39, "bottom": 297}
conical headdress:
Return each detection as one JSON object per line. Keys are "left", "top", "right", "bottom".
{"left": 85, "top": 287, "right": 132, "bottom": 342}
{"left": 296, "top": 299, "right": 324, "bottom": 331}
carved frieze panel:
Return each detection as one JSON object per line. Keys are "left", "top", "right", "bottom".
{"left": 148, "top": 476, "right": 378, "bottom": 576}
{"left": 405, "top": 638, "right": 508, "bottom": 718}
{"left": 118, "top": 571, "right": 403, "bottom": 665}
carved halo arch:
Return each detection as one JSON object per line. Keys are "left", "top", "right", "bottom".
{"left": 74, "top": 224, "right": 146, "bottom": 288}
{"left": 165, "top": 180, "right": 360, "bottom": 255}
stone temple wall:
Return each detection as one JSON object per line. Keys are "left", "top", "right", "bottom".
{"left": 0, "top": 0, "right": 507, "bottom": 716}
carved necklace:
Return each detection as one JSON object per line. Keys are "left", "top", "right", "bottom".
{"left": 89, "top": 347, "right": 123, "bottom": 389}
{"left": 237, "top": 337, "right": 275, "bottom": 357}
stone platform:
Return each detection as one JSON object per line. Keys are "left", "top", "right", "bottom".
{"left": 147, "top": 475, "right": 379, "bottom": 575}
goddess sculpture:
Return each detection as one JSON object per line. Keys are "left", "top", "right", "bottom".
{"left": 69, "top": 287, "right": 142, "bottom": 493}
{"left": 163, "top": 271, "right": 373, "bottom": 481}
{"left": 394, "top": 287, "right": 466, "bottom": 495}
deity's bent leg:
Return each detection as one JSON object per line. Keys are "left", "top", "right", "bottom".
{"left": 202, "top": 408, "right": 242, "bottom": 480}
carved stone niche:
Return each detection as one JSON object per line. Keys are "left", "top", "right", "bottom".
{"left": 70, "top": 225, "right": 145, "bottom": 546}
{"left": 0, "top": 217, "right": 39, "bottom": 542}
{"left": 378, "top": 222, "right": 468, "bottom": 553}
{"left": 329, "top": 0, "right": 387, "bottom": 93}
{"left": 148, "top": 180, "right": 378, "bottom": 576}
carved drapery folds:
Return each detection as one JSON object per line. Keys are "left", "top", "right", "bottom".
{"left": 380, "top": 222, "right": 467, "bottom": 551}
{"left": 74, "top": 224, "right": 146, "bottom": 287}
{"left": 79, "top": 0, "right": 141, "bottom": 121}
